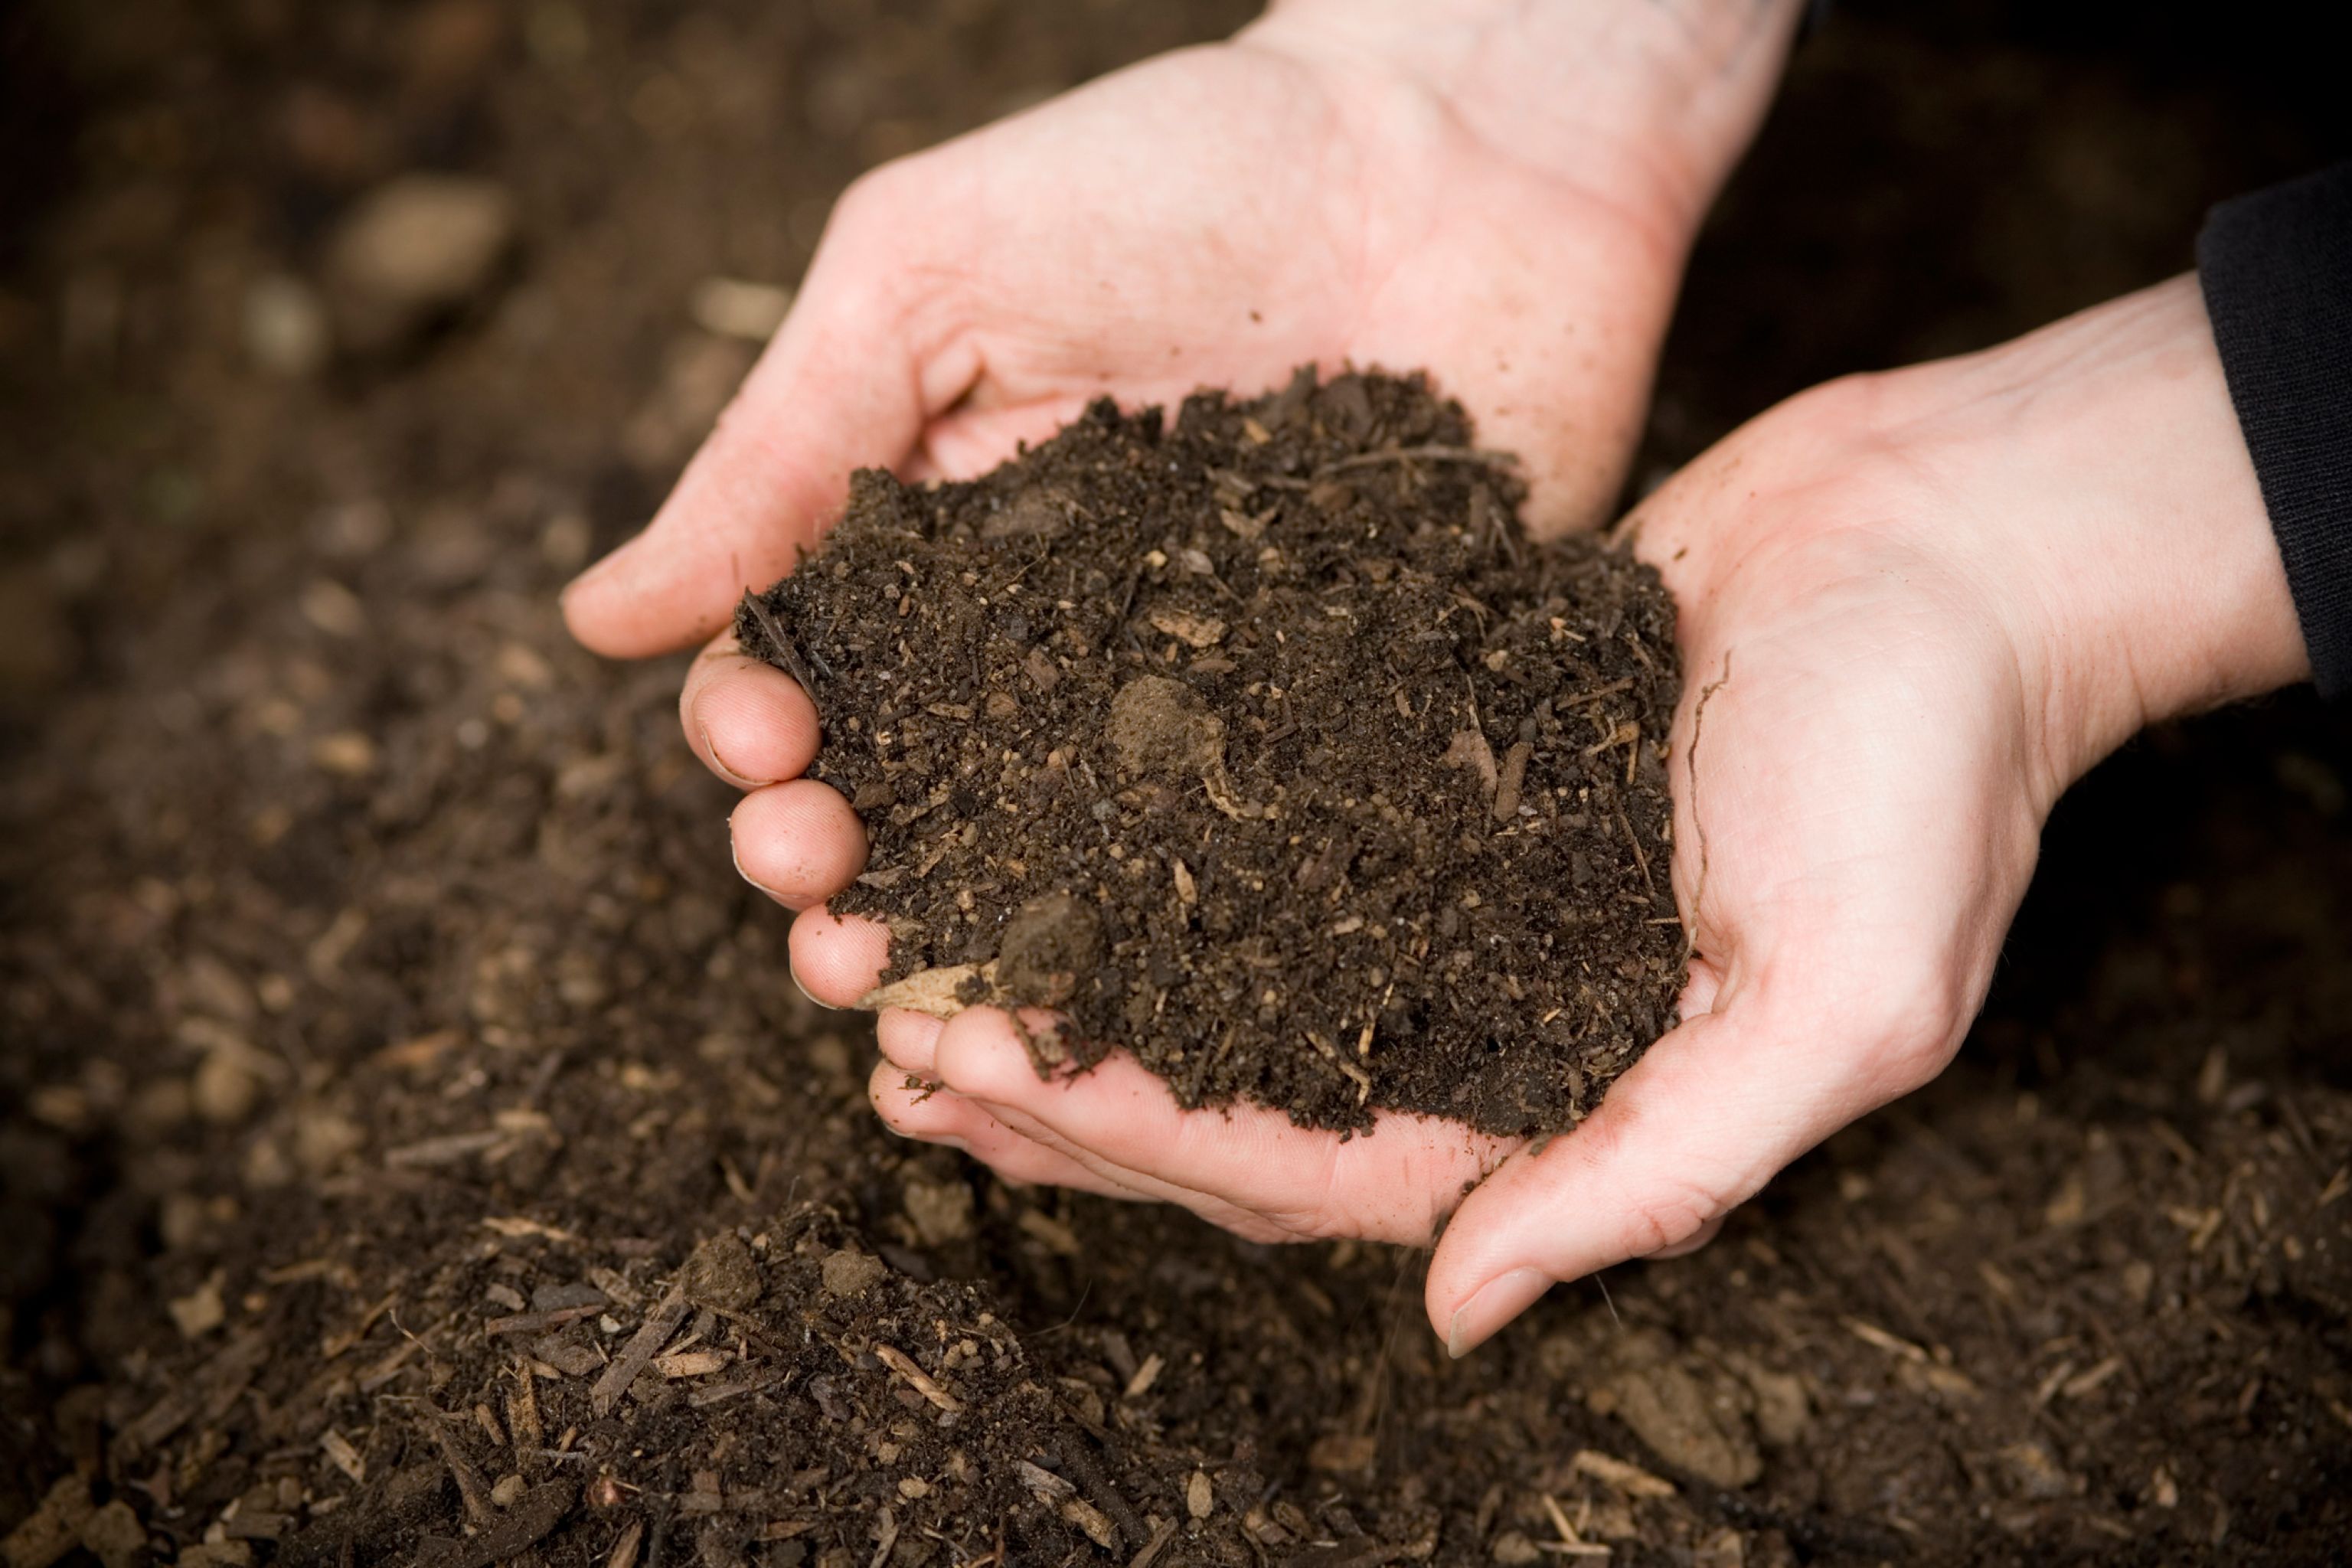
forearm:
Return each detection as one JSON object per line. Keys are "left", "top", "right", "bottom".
{"left": 1248, "top": 0, "right": 1805, "bottom": 240}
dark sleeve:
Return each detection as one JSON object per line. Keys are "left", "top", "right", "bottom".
{"left": 2196, "top": 163, "right": 2352, "bottom": 698}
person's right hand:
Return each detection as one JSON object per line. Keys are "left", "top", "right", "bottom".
{"left": 566, "top": 0, "right": 1804, "bottom": 658}
{"left": 565, "top": 0, "right": 1803, "bottom": 1190}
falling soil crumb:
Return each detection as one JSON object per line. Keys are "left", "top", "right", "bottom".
{"left": 737, "top": 369, "right": 1685, "bottom": 1135}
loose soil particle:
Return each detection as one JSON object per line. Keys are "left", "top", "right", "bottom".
{"left": 737, "top": 370, "right": 1685, "bottom": 1136}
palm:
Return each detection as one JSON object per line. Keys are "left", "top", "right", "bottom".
{"left": 877, "top": 41, "right": 1677, "bottom": 515}
{"left": 563, "top": 27, "right": 1692, "bottom": 657}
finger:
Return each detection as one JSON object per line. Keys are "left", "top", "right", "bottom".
{"left": 877, "top": 1008, "right": 945, "bottom": 1076}
{"left": 959, "top": 1084, "right": 1304, "bottom": 1244}
{"left": 786, "top": 908, "right": 892, "bottom": 1008}
{"left": 680, "top": 637, "right": 821, "bottom": 789}
{"left": 867, "top": 1064, "right": 1151, "bottom": 1199}
{"left": 729, "top": 780, "right": 866, "bottom": 910}
{"left": 930, "top": 1006, "right": 1511, "bottom": 1246}
{"left": 1644, "top": 1213, "right": 1724, "bottom": 1259}
{"left": 1427, "top": 976, "right": 1945, "bottom": 1357}
{"left": 563, "top": 174, "right": 941, "bottom": 658}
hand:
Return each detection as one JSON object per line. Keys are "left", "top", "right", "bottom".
{"left": 1429, "top": 274, "right": 2306, "bottom": 1351}
{"left": 565, "top": 0, "right": 1805, "bottom": 658}
{"left": 564, "top": 5, "right": 1804, "bottom": 1246}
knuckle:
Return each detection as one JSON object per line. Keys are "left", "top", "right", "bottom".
{"left": 1616, "top": 1176, "right": 1723, "bottom": 1259}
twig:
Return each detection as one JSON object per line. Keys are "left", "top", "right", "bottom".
{"left": 590, "top": 1279, "right": 690, "bottom": 1418}
{"left": 424, "top": 1410, "right": 495, "bottom": 1526}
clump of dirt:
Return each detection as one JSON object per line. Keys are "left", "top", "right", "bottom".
{"left": 737, "top": 370, "right": 1685, "bottom": 1136}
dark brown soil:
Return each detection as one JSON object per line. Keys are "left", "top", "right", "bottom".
{"left": 735, "top": 372, "right": 1683, "bottom": 1136}
{"left": 4, "top": 4, "right": 2348, "bottom": 1568}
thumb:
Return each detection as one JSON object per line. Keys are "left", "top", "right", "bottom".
{"left": 1426, "top": 973, "right": 1936, "bottom": 1356}
{"left": 563, "top": 192, "right": 930, "bottom": 658}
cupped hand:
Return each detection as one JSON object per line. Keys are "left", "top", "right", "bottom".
{"left": 567, "top": 0, "right": 1803, "bottom": 659}
{"left": 1426, "top": 274, "right": 2305, "bottom": 1349}
{"left": 576, "top": 4, "right": 1802, "bottom": 1254}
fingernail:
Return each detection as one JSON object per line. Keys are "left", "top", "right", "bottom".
{"left": 698, "top": 717, "right": 774, "bottom": 789}
{"left": 1446, "top": 1267, "right": 1551, "bottom": 1359}
{"left": 929, "top": 1135, "right": 970, "bottom": 1154}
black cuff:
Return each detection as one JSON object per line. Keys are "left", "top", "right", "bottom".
{"left": 2197, "top": 163, "right": 2352, "bottom": 698}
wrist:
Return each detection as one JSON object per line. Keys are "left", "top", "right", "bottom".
{"left": 1246, "top": 0, "right": 1803, "bottom": 248}
{"left": 1881, "top": 276, "right": 2308, "bottom": 789}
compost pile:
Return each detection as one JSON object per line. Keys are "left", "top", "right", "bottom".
{"left": 737, "top": 371, "right": 1684, "bottom": 1135}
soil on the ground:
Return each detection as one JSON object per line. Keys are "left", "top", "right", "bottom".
{"left": 3, "top": 3, "right": 2348, "bottom": 1568}
{"left": 736, "top": 371, "right": 1683, "bottom": 1136}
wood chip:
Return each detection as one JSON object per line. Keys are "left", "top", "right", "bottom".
{"left": 1018, "top": 1208, "right": 1083, "bottom": 1256}
{"left": 2, "top": 1475, "right": 94, "bottom": 1568}
{"left": 1443, "top": 727, "right": 1498, "bottom": 793}
{"left": 590, "top": 1279, "right": 690, "bottom": 1417}
{"left": 1146, "top": 608, "right": 1228, "bottom": 648}
{"left": 1060, "top": 1499, "right": 1119, "bottom": 1550}
{"left": 1018, "top": 1460, "right": 1076, "bottom": 1503}
{"left": 1843, "top": 1317, "right": 1929, "bottom": 1362}
{"left": 1493, "top": 740, "right": 1533, "bottom": 821}
{"left": 1123, "top": 1354, "right": 1164, "bottom": 1400}
{"left": 481, "top": 1215, "right": 578, "bottom": 1243}
{"left": 320, "top": 1428, "right": 366, "bottom": 1484}
{"left": 1572, "top": 1449, "right": 1675, "bottom": 1498}
{"left": 1126, "top": 1517, "right": 1179, "bottom": 1568}
{"left": 871, "top": 1344, "right": 962, "bottom": 1413}
{"left": 653, "top": 1348, "right": 731, "bottom": 1379}
{"left": 858, "top": 963, "right": 991, "bottom": 1019}
{"left": 426, "top": 1411, "right": 497, "bottom": 1526}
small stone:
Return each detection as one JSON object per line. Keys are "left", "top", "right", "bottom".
{"left": 490, "top": 1474, "right": 527, "bottom": 1508}
{"left": 192, "top": 1050, "right": 263, "bottom": 1125}
{"left": 324, "top": 174, "right": 518, "bottom": 352}
{"left": 311, "top": 732, "right": 379, "bottom": 776}
{"left": 903, "top": 1177, "right": 975, "bottom": 1247}
{"left": 293, "top": 1107, "right": 366, "bottom": 1174}
{"left": 1490, "top": 1530, "right": 1542, "bottom": 1565}
{"left": 819, "top": 1248, "right": 887, "bottom": 1298}
{"left": 1186, "top": 1470, "right": 1214, "bottom": 1521}
{"left": 688, "top": 276, "right": 793, "bottom": 341}
{"left": 168, "top": 1272, "right": 227, "bottom": 1339}
{"left": 242, "top": 273, "right": 330, "bottom": 377}
{"left": 1602, "top": 1357, "right": 1761, "bottom": 1489}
